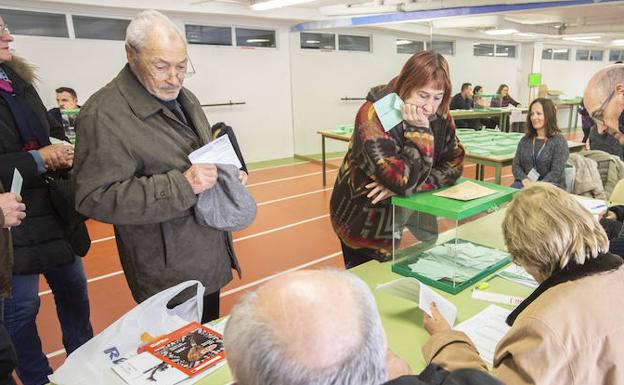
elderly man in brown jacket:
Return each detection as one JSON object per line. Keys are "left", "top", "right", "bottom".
{"left": 73, "top": 10, "right": 240, "bottom": 323}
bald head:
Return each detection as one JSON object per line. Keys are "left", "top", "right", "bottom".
{"left": 583, "top": 64, "right": 624, "bottom": 135}
{"left": 125, "top": 10, "right": 188, "bottom": 101}
{"left": 224, "top": 269, "right": 388, "bottom": 385}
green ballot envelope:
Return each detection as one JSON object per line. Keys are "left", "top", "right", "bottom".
{"left": 373, "top": 92, "right": 404, "bottom": 132}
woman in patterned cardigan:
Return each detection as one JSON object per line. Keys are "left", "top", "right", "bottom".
{"left": 330, "top": 51, "right": 465, "bottom": 268}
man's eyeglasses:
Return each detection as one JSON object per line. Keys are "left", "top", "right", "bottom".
{"left": 147, "top": 56, "right": 196, "bottom": 80}
{"left": 590, "top": 88, "right": 616, "bottom": 127}
{"left": 0, "top": 25, "right": 10, "bottom": 36}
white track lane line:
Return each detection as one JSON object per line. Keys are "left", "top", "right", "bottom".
{"left": 39, "top": 215, "right": 332, "bottom": 297}
{"left": 246, "top": 169, "right": 338, "bottom": 188}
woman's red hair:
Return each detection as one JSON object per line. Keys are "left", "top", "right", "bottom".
{"left": 389, "top": 50, "right": 452, "bottom": 116}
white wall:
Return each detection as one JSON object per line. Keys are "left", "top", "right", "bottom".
{"left": 10, "top": 11, "right": 294, "bottom": 163}
{"left": 290, "top": 31, "right": 524, "bottom": 156}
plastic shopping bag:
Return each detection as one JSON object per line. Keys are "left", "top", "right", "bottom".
{"left": 49, "top": 280, "right": 205, "bottom": 385}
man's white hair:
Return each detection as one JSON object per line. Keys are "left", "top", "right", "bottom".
{"left": 125, "top": 9, "right": 183, "bottom": 51}
{"left": 224, "top": 270, "right": 388, "bottom": 385}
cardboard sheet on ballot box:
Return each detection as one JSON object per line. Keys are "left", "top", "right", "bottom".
{"left": 433, "top": 181, "right": 498, "bottom": 201}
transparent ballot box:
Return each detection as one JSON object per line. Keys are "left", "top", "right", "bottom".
{"left": 391, "top": 178, "right": 516, "bottom": 294}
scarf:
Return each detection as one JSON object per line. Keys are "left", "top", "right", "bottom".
{"left": 506, "top": 253, "right": 623, "bottom": 326}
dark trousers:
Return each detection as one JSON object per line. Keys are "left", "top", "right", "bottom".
{"left": 4, "top": 257, "right": 92, "bottom": 385}
{"left": 0, "top": 302, "right": 16, "bottom": 385}
{"left": 340, "top": 241, "right": 381, "bottom": 269}
{"left": 201, "top": 290, "right": 220, "bottom": 324}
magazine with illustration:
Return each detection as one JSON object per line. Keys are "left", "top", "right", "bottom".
{"left": 112, "top": 322, "right": 226, "bottom": 385}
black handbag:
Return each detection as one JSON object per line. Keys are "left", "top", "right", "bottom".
{"left": 43, "top": 172, "right": 91, "bottom": 257}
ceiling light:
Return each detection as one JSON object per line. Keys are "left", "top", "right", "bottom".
{"left": 612, "top": 39, "right": 624, "bottom": 46}
{"left": 562, "top": 36, "right": 601, "bottom": 41}
{"left": 552, "top": 49, "right": 569, "bottom": 53}
{"left": 246, "top": 38, "right": 270, "bottom": 43}
{"left": 484, "top": 29, "right": 518, "bottom": 36}
{"left": 396, "top": 40, "right": 413, "bottom": 45}
{"left": 251, "top": 0, "right": 315, "bottom": 10}
{"left": 306, "top": 40, "right": 320, "bottom": 44}
{"left": 515, "top": 32, "right": 536, "bottom": 37}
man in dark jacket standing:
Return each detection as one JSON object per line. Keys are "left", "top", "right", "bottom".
{"left": 74, "top": 10, "right": 240, "bottom": 323}
{"left": 0, "top": 17, "right": 92, "bottom": 385}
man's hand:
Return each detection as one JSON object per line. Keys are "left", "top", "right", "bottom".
{"left": 38, "top": 144, "right": 74, "bottom": 171}
{"left": 366, "top": 181, "right": 396, "bottom": 204}
{"left": 423, "top": 302, "right": 451, "bottom": 335}
{"left": 0, "top": 193, "right": 26, "bottom": 228}
{"left": 184, "top": 163, "right": 218, "bottom": 194}
{"left": 239, "top": 170, "right": 248, "bottom": 186}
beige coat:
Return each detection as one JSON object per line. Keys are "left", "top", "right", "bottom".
{"left": 422, "top": 266, "right": 624, "bottom": 385}
{"left": 74, "top": 65, "right": 240, "bottom": 302}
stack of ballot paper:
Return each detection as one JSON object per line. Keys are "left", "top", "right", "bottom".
{"left": 433, "top": 181, "right": 498, "bottom": 201}
{"left": 497, "top": 264, "right": 538, "bottom": 288}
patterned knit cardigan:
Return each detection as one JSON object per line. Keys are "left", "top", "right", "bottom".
{"left": 329, "top": 89, "right": 465, "bottom": 259}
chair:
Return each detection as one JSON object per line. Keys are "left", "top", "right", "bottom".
{"left": 609, "top": 179, "right": 624, "bottom": 205}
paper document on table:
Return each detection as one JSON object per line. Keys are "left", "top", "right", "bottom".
{"left": 574, "top": 196, "right": 606, "bottom": 216}
{"left": 497, "top": 264, "right": 538, "bottom": 288}
{"left": 188, "top": 135, "right": 242, "bottom": 169}
{"left": 10, "top": 169, "right": 22, "bottom": 195}
{"left": 454, "top": 305, "right": 511, "bottom": 365}
{"left": 433, "top": 181, "right": 497, "bottom": 201}
{"left": 419, "top": 283, "right": 457, "bottom": 326}
{"left": 376, "top": 277, "right": 421, "bottom": 303}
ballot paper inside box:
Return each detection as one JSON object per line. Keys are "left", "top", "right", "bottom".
{"left": 390, "top": 178, "right": 516, "bottom": 294}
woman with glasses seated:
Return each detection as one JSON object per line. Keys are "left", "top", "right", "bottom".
{"left": 422, "top": 182, "right": 624, "bottom": 385}
{"left": 511, "top": 98, "right": 569, "bottom": 189}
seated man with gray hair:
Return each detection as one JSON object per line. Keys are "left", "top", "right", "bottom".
{"left": 224, "top": 269, "right": 502, "bottom": 385}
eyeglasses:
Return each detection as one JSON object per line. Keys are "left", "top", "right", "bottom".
{"left": 146, "top": 56, "right": 196, "bottom": 81}
{"left": 590, "top": 88, "right": 616, "bottom": 127}
{"left": 0, "top": 24, "right": 10, "bottom": 36}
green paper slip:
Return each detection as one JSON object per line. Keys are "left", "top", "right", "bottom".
{"left": 373, "top": 92, "right": 404, "bottom": 132}
{"left": 10, "top": 168, "right": 22, "bottom": 195}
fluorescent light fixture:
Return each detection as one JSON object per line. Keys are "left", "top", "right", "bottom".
{"left": 396, "top": 40, "right": 413, "bottom": 46}
{"left": 306, "top": 40, "right": 320, "bottom": 44}
{"left": 562, "top": 36, "right": 601, "bottom": 41}
{"left": 246, "top": 38, "right": 270, "bottom": 43}
{"left": 552, "top": 49, "right": 569, "bottom": 53}
{"left": 516, "top": 32, "right": 537, "bottom": 37}
{"left": 251, "top": 0, "right": 315, "bottom": 10}
{"left": 484, "top": 29, "right": 518, "bottom": 36}
{"left": 612, "top": 39, "right": 624, "bottom": 46}
{"left": 495, "top": 52, "right": 509, "bottom": 57}
{"left": 432, "top": 15, "right": 501, "bottom": 29}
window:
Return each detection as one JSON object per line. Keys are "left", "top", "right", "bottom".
{"left": 396, "top": 39, "right": 424, "bottom": 54}
{"left": 430, "top": 40, "right": 454, "bottom": 55}
{"left": 0, "top": 8, "right": 68, "bottom": 38}
{"left": 543, "top": 48, "right": 569, "bottom": 60}
{"left": 473, "top": 43, "right": 494, "bottom": 56}
{"left": 300, "top": 32, "right": 335, "bottom": 50}
{"left": 186, "top": 25, "right": 232, "bottom": 46}
{"left": 495, "top": 44, "right": 516, "bottom": 58}
{"left": 338, "top": 34, "right": 371, "bottom": 52}
{"left": 235, "top": 28, "right": 276, "bottom": 48}
{"left": 610, "top": 49, "right": 624, "bottom": 62}
{"left": 72, "top": 16, "right": 129, "bottom": 41}
{"left": 576, "top": 49, "right": 603, "bottom": 61}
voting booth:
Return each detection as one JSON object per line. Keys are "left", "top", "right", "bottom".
{"left": 390, "top": 178, "right": 516, "bottom": 294}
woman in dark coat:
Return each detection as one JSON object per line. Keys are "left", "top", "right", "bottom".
{"left": 0, "top": 22, "right": 92, "bottom": 385}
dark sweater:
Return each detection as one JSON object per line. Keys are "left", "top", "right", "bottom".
{"left": 589, "top": 126, "right": 624, "bottom": 160}
{"left": 512, "top": 133, "right": 569, "bottom": 189}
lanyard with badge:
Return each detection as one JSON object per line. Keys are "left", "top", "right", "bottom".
{"left": 527, "top": 137, "right": 547, "bottom": 182}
